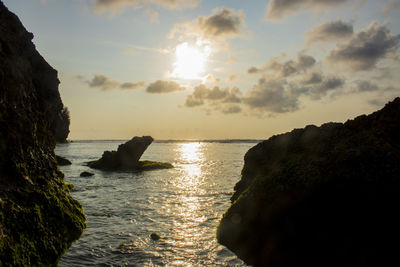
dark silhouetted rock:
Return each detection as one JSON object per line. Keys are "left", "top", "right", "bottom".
{"left": 87, "top": 136, "right": 173, "bottom": 171}
{"left": 80, "top": 171, "right": 94, "bottom": 177}
{"left": 56, "top": 155, "right": 72, "bottom": 166}
{"left": 54, "top": 106, "right": 70, "bottom": 143}
{"left": 150, "top": 232, "right": 161, "bottom": 241}
{"left": 0, "top": 1, "right": 85, "bottom": 265}
{"left": 217, "top": 98, "right": 400, "bottom": 267}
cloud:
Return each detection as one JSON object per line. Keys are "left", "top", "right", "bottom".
{"left": 204, "top": 74, "right": 220, "bottom": 84}
{"left": 120, "top": 81, "right": 146, "bottom": 89}
{"left": 308, "top": 76, "right": 345, "bottom": 99}
{"left": 87, "top": 74, "right": 119, "bottom": 91}
{"left": 185, "top": 94, "right": 204, "bottom": 107}
{"left": 243, "top": 78, "right": 300, "bottom": 113}
{"left": 302, "top": 72, "right": 323, "bottom": 84}
{"left": 222, "top": 105, "right": 242, "bottom": 114}
{"left": 353, "top": 80, "right": 379, "bottom": 92}
{"left": 228, "top": 74, "right": 238, "bottom": 81}
{"left": 93, "top": 0, "right": 198, "bottom": 13}
{"left": 185, "top": 85, "right": 242, "bottom": 104}
{"left": 243, "top": 73, "right": 345, "bottom": 113}
{"left": 145, "top": 8, "right": 159, "bottom": 23}
{"left": 327, "top": 22, "right": 400, "bottom": 71}
{"left": 198, "top": 8, "right": 244, "bottom": 38}
{"left": 146, "top": 80, "right": 185, "bottom": 93}
{"left": 247, "top": 52, "right": 316, "bottom": 77}
{"left": 265, "top": 0, "right": 350, "bottom": 21}
{"left": 306, "top": 20, "right": 353, "bottom": 44}
{"left": 170, "top": 7, "right": 245, "bottom": 40}
{"left": 381, "top": 0, "right": 400, "bottom": 14}
{"left": 184, "top": 85, "right": 242, "bottom": 113}
{"left": 86, "top": 74, "right": 145, "bottom": 91}
{"left": 247, "top": 66, "right": 260, "bottom": 74}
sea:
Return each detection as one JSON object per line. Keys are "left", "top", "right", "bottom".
{"left": 56, "top": 140, "right": 260, "bottom": 266}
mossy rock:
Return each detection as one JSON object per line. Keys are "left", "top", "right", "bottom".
{"left": 138, "top": 161, "right": 173, "bottom": 171}
{"left": 87, "top": 160, "right": 173, "bottom": 172}
{"left": 0, "top": 1, "right": 86, "bottom": 265}
{"left": 150, "top": 232, "right": 161, "bottom": 241}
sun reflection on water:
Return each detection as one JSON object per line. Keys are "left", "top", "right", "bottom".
{"left": 176, "top": 142, "right": 205, "bottom": 188}
{"left": 178, "top": 142, "right": 204, "bottom": 164}
{"left": 167, "top": 143, "right": 208, "bottom": 246}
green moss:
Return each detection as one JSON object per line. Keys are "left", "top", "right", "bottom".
{"left": 138, "top": 160, "right": 173, "bottom": 171}
{"left": 0, "top": 172, "right": 86, "bottom": 266}
{"left": 150, "top": 232, "right": 161, "bottom": 241}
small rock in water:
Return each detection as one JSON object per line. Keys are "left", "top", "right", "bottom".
{"left": 56, "top": 155, "right": 72, "bottom": 165}
{"left": 80, "top": 171, "right": 94, "bottom": 177}
{"left": 150, "top": 232, "right": 161, "bottom": 241}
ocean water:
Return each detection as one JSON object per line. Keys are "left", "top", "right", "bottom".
{"left": 57, "top": 140, "right": 258, "bottom": 266}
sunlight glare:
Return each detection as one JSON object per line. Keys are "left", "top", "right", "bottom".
{"left": 179, "top": 142, "right": 204, "bottom": 164}
{"left": 175, "top": 142, "right": 205, "bottom": 187}
{"left": 172, "top": 42, "right": 210, "bottom": 80}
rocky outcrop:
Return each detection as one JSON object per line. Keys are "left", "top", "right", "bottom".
{"left": 80, "top": 171, "right": 94, "bottom": 177}
{"left": 88, "top": 136, "right": 173, "bottom": 171}
{"left": 0, "top": 1, "right": 85, "bottom": 265}
{"left": 217, "top": 98, "right": 400, "bottom": 267}
{"left": 54, "top": 106, "right": 70, "bottom": 143}
{"left": 56, "top": 155, "right": 72, "bottom": 166}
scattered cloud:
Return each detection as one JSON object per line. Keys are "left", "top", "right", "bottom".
{"left": 93, "top": 0, "right": 198, "bottom": 14}
{"left": 120, "top": 81, "right": 146, "bottom": 89}
{"left": 87, "top": 74, "right": 119, "bottom": 91}
{"left": 243, "top": 73, "right": 345, "bottom": 113}
{"left": 301, "top": 72, "right": 323, "bottom": 85}
{"left": 86, "top": 74, "right": 145, "bottom": 91}
{"left": 327, "top": 22, "right": 400, "bottom": 71}
{"left": 247, "top": 52, "right": 316, "bottom": 77}
{"left": 222, "top": 104, "right": 242, "bottom": 114}
{"left": 185, "top": 94, "right": 204, "bottom": 107}
{"left": 247, "top": 66, "right": 260, "bottom": 74}
{"left": 204, "top": 74, "right": 221, "bottom": 84}
{"left": 243, "top": 78, "right": 299, "bottom": 113}
{"left": 184, "top": 84, "right": 242, "bottom": 113}
{"left": 146, "top": 80, "right": 186, "bottom": 93}
{"left": 353, "top": 80, "right": 379, "bottom": 92}
{"left": 170, "top": 7, "right": 245, "bottom": 40}
{"left": 198, "top": 7, "right": 244, "bottom": 38}
{"left": 145, "top": 8, "right": 159, "bottom": 23}
{"left": 265, "top": 0, "right": 350, "bottom": 21}
{"left": 308, "top": 76, "right": 345, "bottom": 99}
{"left": 306, "top": 20, "right": 353, "bottom": 45}
{"left": 228, "top": 74, "right": 238, "bottom": 81}
{"left": 381, "top": 0, "right": 400, "bottom": 14}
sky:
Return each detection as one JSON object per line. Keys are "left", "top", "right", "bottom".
{"left": 3, "top": 0, "right": 400, "bottom": 140}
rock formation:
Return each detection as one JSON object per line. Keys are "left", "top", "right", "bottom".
{"left": 217, "top": 98, "right": 400, "bottom": 267}
{"left": 54, "top": 106, "right": 70, "bottom": 143}
{"left": 56, "top": 155, "right": 72, "bottom": 166}
{"left": 80, "top": 171, "right": 94, "bottom": 177}
{"left": 0, "top": 1, "right": 85, "bottom": 265}
{"left": 88, "top": 136, "right": 173, "bottom": 171}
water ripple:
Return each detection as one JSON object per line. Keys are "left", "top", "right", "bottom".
{"left": 57, "top": 141, "right": 253, "bottom": 266}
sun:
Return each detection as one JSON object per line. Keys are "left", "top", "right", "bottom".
{"left": 172, "top": 42, "right": 210, "bottom": 80}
